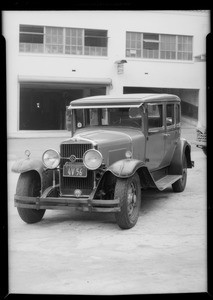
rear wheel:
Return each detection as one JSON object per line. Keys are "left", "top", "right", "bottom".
{"left": 16, "top": 172, "right": 45, "bottom": 224}
{"left": 114, "top": 173, "right": 141, "bottom": 229}
{"left": 172, "top": 154, "right": 187, "bottom": 193}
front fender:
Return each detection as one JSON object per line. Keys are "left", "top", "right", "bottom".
{"left": 107, "top": 158, "right": 146, "bottom": 178}
{"left": 103, "top": 159, "right": 156, "bottom": 190}
{"left": 11, "top": 158, "right": 44, "bottom": 177}
{"left": 11, "top": 158, "right": 55, "bottom": 192}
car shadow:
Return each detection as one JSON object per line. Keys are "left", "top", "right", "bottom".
{"left": 38, "top": 187, "right": 173, "bottom": 228}
{"left": 40, "top": 209, "right": 116, "bottom": 228}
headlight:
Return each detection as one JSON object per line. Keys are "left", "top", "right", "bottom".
{"left": 83, "top": 149, "right": 103, "bottom": 170}
{"left": 42, "top": 149, "right": 60, "bottom": 169}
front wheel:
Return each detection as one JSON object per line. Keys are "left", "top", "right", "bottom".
{"left": 114, "top": 173, "right": 141, "bottom": 229}
{"left": 172, "top": 154, "right": 187, "bottom": 193}
{"left": 16, "top": 172, "right": 46, "bottom": 224}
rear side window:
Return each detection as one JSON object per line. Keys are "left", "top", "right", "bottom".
{"left": 166, "top": 104, "right": 175, "bottom": 127}
{"left": 175, "top": 104, "right": 180, "bottom": 124}
{"left": 148, "top": 104, "right": 163, "bottom": 129}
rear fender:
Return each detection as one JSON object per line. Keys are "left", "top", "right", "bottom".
{"left": 169, "top": 138, "right": 193, "bottom": 175}
{"left": 11, "top": 158, "right": 56, "bottom": 192}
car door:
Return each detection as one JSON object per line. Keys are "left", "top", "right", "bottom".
{"left": 145, "top": 103, "right": 165, "bottom": 170}
{"left": 163, "top": 103, "right": 180, "bottom": 166}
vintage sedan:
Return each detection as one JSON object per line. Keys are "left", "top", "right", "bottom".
{"left": 12, "top": 94, "right": 194, "bottom": 229}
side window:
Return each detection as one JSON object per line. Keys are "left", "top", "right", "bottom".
{"left": 148, "top": 104, "right": 163, "bottom": 130}
{"left": 166, "top": 104, "right": 175, "bottom": 127}
{"left": 175, "top": 104, "right": 180, "bottom": 125}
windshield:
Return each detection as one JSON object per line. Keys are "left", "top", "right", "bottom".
{"left": 74, "top": 107, "right": 142, "bottom": 130}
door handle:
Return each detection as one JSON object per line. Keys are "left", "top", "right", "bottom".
{"left": 163, "top": 133, "right": 170, "bottom": 137}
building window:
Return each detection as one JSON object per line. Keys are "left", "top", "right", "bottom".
{"left": 19, "top": 24, "right": 108, "bottom": 57}
{"left": 65, "top": 28, "right": 83, "bottom": 55}
{"left": 160, "top": 35, "right": 176, "bottom": 60}
{"left": 45, "top": 27, "right": 64, "bottom": 54}
{"left": 126, "top": 32, "right": 142, "bottom": 58}
{"left": 126, "top": 31, "right": 193, "bottom": 61}
{"left": 19, "top": 25, "right": 44, "bottom": 52}
{"left": 143, "top": 33, "right": 159, "bottom": 59}
{"left": 177, "top": 35, "right": 193, "bottom": 60}
{"left": 84, "top": 29, "right": 108, "bottom": 56}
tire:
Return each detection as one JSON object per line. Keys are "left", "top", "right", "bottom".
{"left": 172, "top": 154, "right": 187, "bottom": 193}
{"left": 115, "top": 173, "right": 141, "bottom": 229}
{"left": 16, "top": 172, "right": 46, "bottom": 224}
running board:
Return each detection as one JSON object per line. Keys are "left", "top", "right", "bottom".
{"left": 155, "top": 175, "right": 182, "bottom": 191}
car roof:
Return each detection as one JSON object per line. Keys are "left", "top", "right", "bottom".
{"left": 69, "top": 93, "right": 180, "bottom": 109}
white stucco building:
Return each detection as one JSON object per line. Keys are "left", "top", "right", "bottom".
{"left": 3, "top": 10, "right": 210, "bottom": 137}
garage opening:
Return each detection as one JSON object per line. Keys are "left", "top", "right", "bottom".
{"left": 19, "top": 82, "right": 107, "bottom": 130}
{"left": 123, "top": 87, "right": 199, "bottom": 120}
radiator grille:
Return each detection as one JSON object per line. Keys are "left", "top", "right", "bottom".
{"left": 60, "top": 143, "right": 92, "bottom": 161}
{"left": 60, "top": 143, "right": 93, "bottom": 195}
{"left": 196, "top": 129, "right": 207, "bottom": 143}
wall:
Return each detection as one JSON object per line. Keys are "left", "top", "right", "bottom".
{"left": 3, "top": 10, "right": 210, "bottom": 135}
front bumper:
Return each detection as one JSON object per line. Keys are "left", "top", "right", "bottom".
{"left": 14, "top": 195, "right": 121, "bottom": 212}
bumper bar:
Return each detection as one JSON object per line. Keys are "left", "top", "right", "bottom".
{"left": 14, "top": 195, "right": 121, "bottom": 212}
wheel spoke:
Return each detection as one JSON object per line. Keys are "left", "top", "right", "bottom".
{"left": 127, "top": 183, "right": 137, "bottom": 217}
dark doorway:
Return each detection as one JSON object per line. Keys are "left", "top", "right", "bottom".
{"left": 19, "top": 83, "right": 106, "bottom": 130}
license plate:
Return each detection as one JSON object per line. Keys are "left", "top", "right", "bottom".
{"left": 63, "top": 163, "right": 87, "bottom": 178}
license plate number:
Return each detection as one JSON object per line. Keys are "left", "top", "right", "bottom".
{"left": 63, "top": 163, "right": 87, "bottom": 178}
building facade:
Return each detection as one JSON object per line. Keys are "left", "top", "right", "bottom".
{"left": 3, "top": 10, "right": 210, "bottom": 137}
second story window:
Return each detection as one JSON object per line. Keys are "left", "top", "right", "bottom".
{"left": 45, "top": 27, "right": 63, "bottom": 54}
{"left": 19, "top": 25, "right": 108, "bottom": 57}
{"left": 84, "top": 29, "right": 108, "bottom": 56}
{"left": 65, "top": 28, "right": 84, "bottom": 55}
{"left": 19, "top": 25, "right": 44, "bottom": 52}
{"left": 143, "top": 33, "right": 159, "bottom": 59}
{"left": 126, "top": 31, "right": 193, "bottom": 61}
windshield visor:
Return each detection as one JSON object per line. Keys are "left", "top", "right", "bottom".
{"left": 74, "top": 107, "right": 142, "bottom": 130}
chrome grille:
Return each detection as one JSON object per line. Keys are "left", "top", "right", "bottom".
{"left": 60, "top": 143, "right": 93, "bottom": 195}
{"left": 60, "top": 143, "right": 92, "bottom": 162}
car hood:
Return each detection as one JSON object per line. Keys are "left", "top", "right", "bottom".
{"left": 75, "top": 129, "right": 132, "bottom": 146}
{"left": 71, "top": 128, "right": 146, "bottom": 166}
